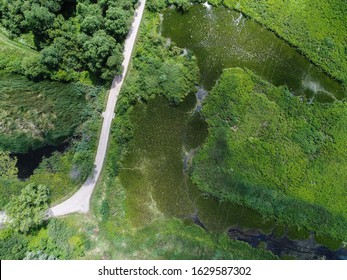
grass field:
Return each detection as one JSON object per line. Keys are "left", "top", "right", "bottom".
{"left": 192, "top": 67, "right": 347, "bottom": 241}
{"left": 0, "top": 74, "right": 88, "bottom": 153}
{"left": 0, "top": 28, "right": 37, "bottom": 73}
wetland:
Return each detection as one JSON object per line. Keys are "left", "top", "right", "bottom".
{"left": 119, "top": 89, "right": 346, "bottom": 259}
{"left": 114, "top": 5, "right": 347, "bottom": 259}
{"left": 162, "top": 5, "right": 345, "bottom": 102}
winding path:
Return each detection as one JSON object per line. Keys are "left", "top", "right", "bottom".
{"left": 49, "top": 0, "right": 147, "bottom": 217}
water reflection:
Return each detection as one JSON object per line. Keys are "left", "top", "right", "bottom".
{"left": 162, "top": 5, "right": 345, "bottom": 101}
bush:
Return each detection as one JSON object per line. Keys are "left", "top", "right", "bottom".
{"left": 0, "top": 229, "right": 28, "bottom": 260}
{"left": 5, "top": 184, "right": 50, "bottom": 233}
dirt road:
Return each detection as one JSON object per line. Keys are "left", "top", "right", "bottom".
{"left": 50, "top": 0, "right": 147, "bottom": 217}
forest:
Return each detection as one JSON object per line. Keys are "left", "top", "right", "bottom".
{"left": 0, "top": 0, "right": 138, "bottom": 260}
{"left": 0, "top": 0, "right": 139, "bottom": 207}
{"left": 0, "top": 0, "right": 137, "bottom": 83}
{"left": 1, "top": 0, "right": 346, "bottom": 260}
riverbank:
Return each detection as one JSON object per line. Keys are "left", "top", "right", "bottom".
{"left": 222, "top": 0, "right": 347, "bottom": 84}
{"left": 0, "top": 77, "right": 105, "bottom": 208}
{"left": 91, "top": 9, "right": 276, "bottom": 259}
{"left": 149, "top": 0, "right": 347, "bottom": 85}
{"left": 192, "top": 67, "right": 347, "bottom": 242}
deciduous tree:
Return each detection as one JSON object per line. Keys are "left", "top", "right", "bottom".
{"left": 5, "top": 184, "right": 50, "bottom": 233}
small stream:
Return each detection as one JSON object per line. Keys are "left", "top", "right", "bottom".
{"left": 228, "top": 227, "right": 347, "bottom": 260}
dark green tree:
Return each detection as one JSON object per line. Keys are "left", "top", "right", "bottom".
{"left": 0, "top": 0, "right": 25, "bottom": 35}
{"left": 78, "top": 3, "right": 104, "bottom": 35}
{"left": 83, "top": 30, "right": 122, "bottom": 80}
{"left": 105, "top": 6, "right": 132, "bottom": 39}
{"left": 81, "top": 15, "right": 104, "bottom": 35}
{"left": 0, "top": 229, "right": 28, "bottom": 260}
{"left": 21, "top": 55, "right": 49, "bottom": 80}
{"left": 22, "top": 4, "right": 55, "bottom": 35}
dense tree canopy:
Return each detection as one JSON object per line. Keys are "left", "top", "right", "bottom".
{"left": 0, "top": 0, "right": 138, "bottom": 83}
